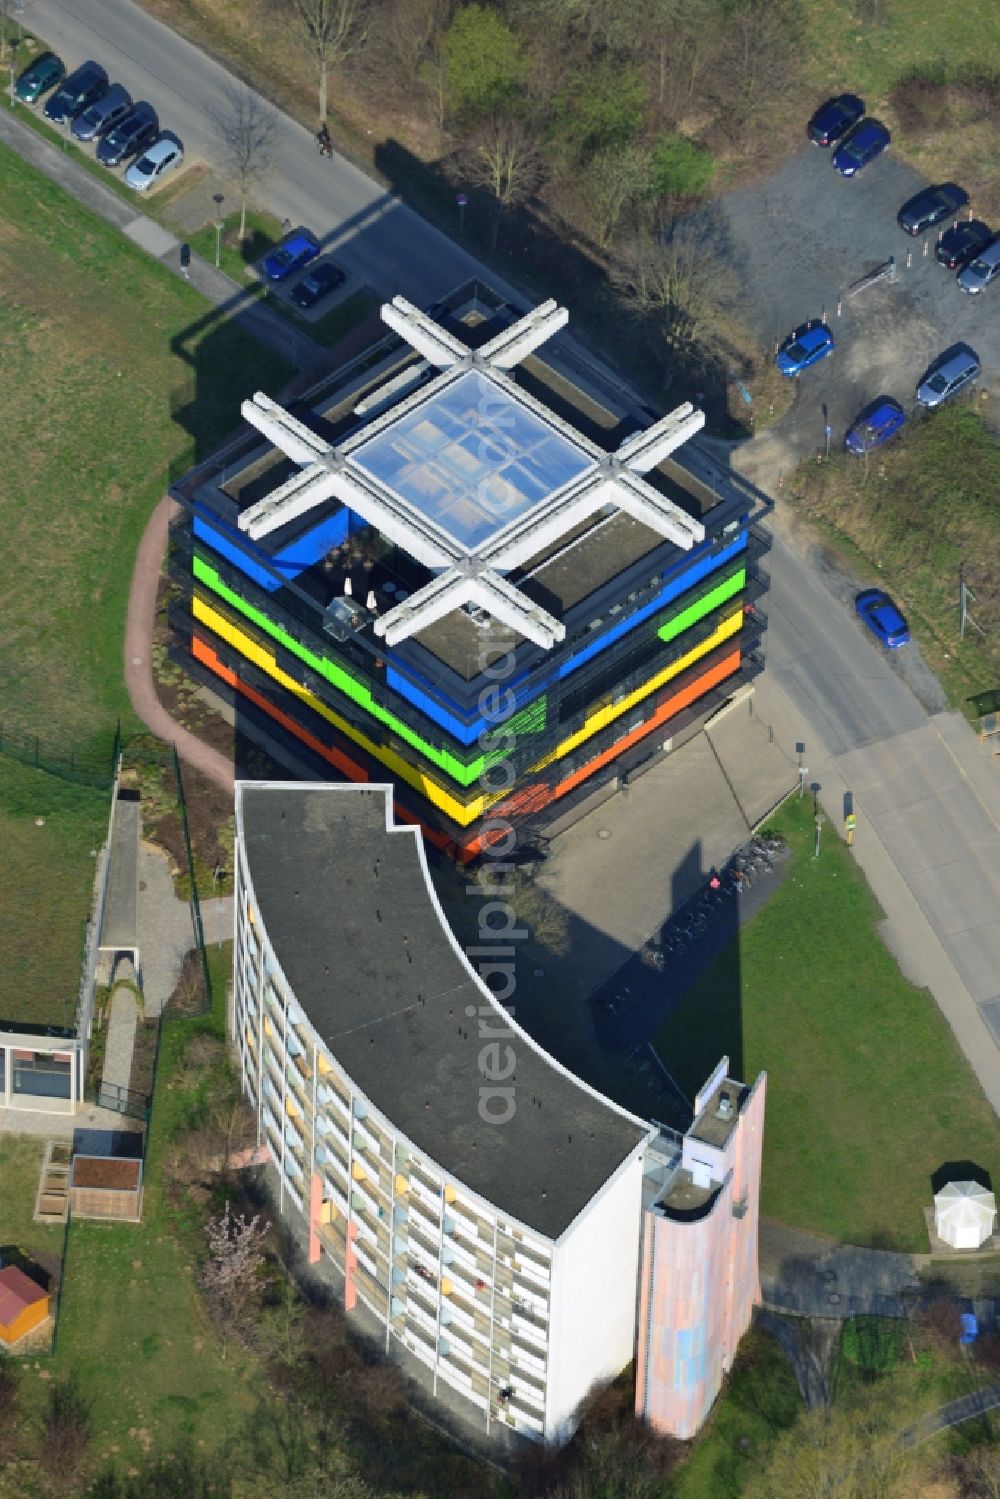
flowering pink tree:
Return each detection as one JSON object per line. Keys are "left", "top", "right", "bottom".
{"left": 200, "top": 1202, "right": 269, "bottom": 1357}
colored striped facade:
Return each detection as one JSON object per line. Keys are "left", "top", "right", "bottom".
{"left": 170, "top": 282, "right": 770, "bottom": 858}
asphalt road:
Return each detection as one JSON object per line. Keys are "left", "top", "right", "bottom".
{"left": 26, "top": 0, "right": 503, "bottom": 303}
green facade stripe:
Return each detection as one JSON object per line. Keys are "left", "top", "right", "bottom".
{"left": 657, "top": 568, "right": 746, "bottom": 644}
{"left": 193, "top": 556, "right": 486, "bottom": 786}
{"left": 192, "top": 555, "right": 741, "bottom": 786}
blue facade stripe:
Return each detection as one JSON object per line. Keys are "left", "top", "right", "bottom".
{"left": 385, "top": 531, "right": 749, "bottom": 737}
{"left": 557, "top": 533, "right": 748, "bottom": 681}
{"left": 194, "top": 507, "right": 361, "bottom": 594}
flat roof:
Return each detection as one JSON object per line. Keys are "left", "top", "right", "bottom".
{"left": 688, "top": 1079, "right": 745, "bottom": 1150}
{"left": 238, "top": 783, "right": 651, "bottom": 1239}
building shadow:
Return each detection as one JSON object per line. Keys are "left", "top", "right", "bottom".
{"left": 931, "top": 1161, "right": 993, "bottom": 1194}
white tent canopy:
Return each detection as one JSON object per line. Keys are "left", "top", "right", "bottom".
{"left": 934, "top": 1180, "right": 996, "bottom": 1249}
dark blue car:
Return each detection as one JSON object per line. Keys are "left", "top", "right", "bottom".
{"left": 808, "top": 93, "right": 864, "bottom": 147}
{"left": 845, "top": 399, "right": 906, "bottom": 454}
{"left": 855, "top": 589, "right": 909, "bottom": 648}
{"left": 262, "top": 230, "right": 320, "bottom": 282}
{"left": 775, "top": 321, "right": 835, "bottom": 376}
{"left": 832, "top": 118, "right": 891, "bottom": 177}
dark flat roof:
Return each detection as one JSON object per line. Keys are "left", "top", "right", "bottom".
{"left": 239, "top": 784, "right": 650, "bottom": 1239}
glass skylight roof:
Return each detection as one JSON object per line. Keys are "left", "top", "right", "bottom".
{"left": 352, "top": 369, "right": 593, "bottom": 551}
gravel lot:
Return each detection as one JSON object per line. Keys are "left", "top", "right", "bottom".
{"left": 717, "top": 143, "right": 1000, "bottom": 468}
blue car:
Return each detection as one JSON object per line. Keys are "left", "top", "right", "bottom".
{"left": 855, "top": 589, "right": 909, "bottom": 648}
{"left": 262, "top": 230, "right": 320, "bottom": 282}
{"left": 845, "top": 399, "right": 906, "bottom": 454}
{"left": 832, "top": 118, "right": 890, "bottom": 177}
{"left": 775, "top": 321, "right": 835, "bottom": 376}
{"left": 808, "top": 93, "right": 864, "bottom": 147}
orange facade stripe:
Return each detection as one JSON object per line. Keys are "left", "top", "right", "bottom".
{"left": 190, "top": 635, "right": 469, "bottom": 857}
{"left": 542, "top": 650, "right": 741, "bottom": 802}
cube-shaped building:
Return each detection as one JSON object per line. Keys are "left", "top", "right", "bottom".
{"left": 170, "top": 282, "right": 770, "bottom": 859}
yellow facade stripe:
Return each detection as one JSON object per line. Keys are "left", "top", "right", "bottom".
{"left": 193, "top": 596, "right": 743, "bottom": 822}
{"left": 192, "top": 595, "right": 488, "bottom": 825}
{"left": 527, "top": 610, "right": 744, "bottom": 775}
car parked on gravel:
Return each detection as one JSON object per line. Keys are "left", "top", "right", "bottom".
{"left": 775, "top": 320, "right": 835, "bottom": 376}
{"left": 43, "top": 60, "right": 107, "bottom": 126}
{"left": 897, "top": 183, "right": 968, "bottom": 236}
{"left": 14, "top": 51, "right": 64, "bottom": 105}
{"left": 855, "top": 590, "right": 910, "bottom": 649}
{"left": 263, "top": 230, "right": 321, "bottom": 282}
{"left": 124, "top": 134, "right": 184, "bottom": 192}
{"left": 96, "top": 102, "right": 159, "bottom": 168}
{"left": 290, "top": 260, "right": 346, "bottom": 309}
{"left": 936, "top": 220, "right": 993, "bottom": 270}
{"left": 915, "top": 345, "right": 980, "bottom": 407}
{"left": 832, "top": 118, "right": 890, "bottom": 177}
{"left": 71, "top": 82, "right": 132, "bottom": 142}
{"left": 807, "top": 94, "right": 864, "bottom": 147}
{"left": 957, "top": 236, "right": 1000, "bottom": 294}
{"left": 845, "top": 399, "right": 906, "bottom": 454}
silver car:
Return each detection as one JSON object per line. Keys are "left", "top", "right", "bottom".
{"left": 915, "top": 346, "right": 980, "bottom": 408}
{"left": 957, "top": 236, "right": 1000, "bottom": 294}
{"left": 124, "top": 134, "right": 184, "bottom": 192}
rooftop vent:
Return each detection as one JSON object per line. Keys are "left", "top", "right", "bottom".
{"left": 716, "top": 1091, "right": 733, "bottom": 1120}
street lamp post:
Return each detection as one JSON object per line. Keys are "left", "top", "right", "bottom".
{"left": 212, "top": 191, "right": 225, "bottom": 269}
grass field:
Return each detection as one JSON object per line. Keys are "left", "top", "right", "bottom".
{"left": 654, "top": 796, "right": 1000, "bottom": 1250}
{"left": 0, "top": 759, "right": 111, "bottom": 1027}
{"left": 0, "top": 1135, "right": 68, "bottom": 1262}
{"left": 791, "top": 405, "right": 1000, "bottom": 717}
{"left": 16, "top": 943, "right": 268, "bottom": 1478}
{"left": 0, "top": 141, "right": 290, "bottom": 763}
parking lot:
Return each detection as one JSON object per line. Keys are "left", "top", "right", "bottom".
{"left": 717, "top": 142, "right": 1000, "bottom": 470}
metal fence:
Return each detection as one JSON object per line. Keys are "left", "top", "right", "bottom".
{"left": 95, "top": 1080, "right": 150, "bottom": 1123}
{"left": 0, "top": 721, "right": 118, "bottom": 788}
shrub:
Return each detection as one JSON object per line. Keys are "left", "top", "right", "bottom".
{"left": 650, "top": 133, "right": 715, "bottom": 201}
{"left": 889, "top": 67, "right": 951, "bottom": 134}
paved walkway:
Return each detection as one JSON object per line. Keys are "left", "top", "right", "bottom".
{"left": 101, "top": 960, "right": 140, "bottom": 1099}
{"left": 759, "top": 1219, "right": 921, "bottom": 1320}
{"left": 137, "top": 842, "right": 232, "bottom": 1016}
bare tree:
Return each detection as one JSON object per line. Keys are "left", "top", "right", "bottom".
{"left": 464, "top": 113, "right": 542, "bottom": 250}
{"left": 290, "top": 0, "right": 368, "bottom": 125}
{"left": 611, "top": 219, "right": 743, "bottom": 373}
{"left": 39, "top": 1373, "right": 93, "bottom": 1492}
{"left": 580, "top": 143, "right": 653, "bottom": 249}
{"left": 208, "top": 82, "right": 278, "bottom": 244}
{"left": 200, "top": 1202, "right": 269, "bottom": 1358}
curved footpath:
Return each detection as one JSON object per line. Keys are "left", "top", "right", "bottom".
{"left": 124, "top": 494, "right": 235, "bottom": 793}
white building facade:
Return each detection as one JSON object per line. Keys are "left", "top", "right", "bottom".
{"left": 233, "top": 781, "right": 654, "bottom": 1441}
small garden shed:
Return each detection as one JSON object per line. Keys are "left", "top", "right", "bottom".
{"left": 0, "top": 1264, "right": 50, "bottom": 1347}
{"left": 70, "top": 1155, "right": 143, "bottom": 1222}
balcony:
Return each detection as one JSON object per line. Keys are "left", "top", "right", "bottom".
{"left": 512, "top": 1308, "right": 548, "bottom": 1349}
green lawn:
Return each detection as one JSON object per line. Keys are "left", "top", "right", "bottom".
{"left": 0, "top": 141, "right": 290, "bottom": 763}
{"left": 655, "top": 796, "right": 1000, "bottom": 1250}
{"left": 0, "top": 760, "right": 111, "bottom": 1027}
{"left": 800, "top": 0, "right": 1000, "bottom": 105}
{"left": 0, "top": 1135, "right": 68, "bottom": 1262}
{"left": 25, "top": 943, "right": 267, "bottom": 1472}
{"left": 673, "top": 1330, "right": 802, "bottom": 1499}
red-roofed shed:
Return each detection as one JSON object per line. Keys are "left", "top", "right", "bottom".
{"left": 0, "top": 1265, "right": 50, "bottom": 1347}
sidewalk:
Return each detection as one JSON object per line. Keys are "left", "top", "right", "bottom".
{"left": 0, "top": 104, "right": 321, "bottom": 370}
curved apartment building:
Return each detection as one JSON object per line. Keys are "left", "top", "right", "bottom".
{"left": 233, "top": 780, "right": 765, "bottom": 1442}
{"left": 234, "top": 780, "right": 657, "bottom": 1440}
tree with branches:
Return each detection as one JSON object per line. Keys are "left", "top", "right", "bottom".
{"left": 200, "top": 1202, "right": 269, "bottom": 1358}
{"left": 611, "top": 217, "right": 743, "bottom": 374}
{"left": 580, "top": 143, "right": 653, "bottom": 249}
{"left": 291, "top": 0, "right": 369, "bottom": 125}
{"left": 208, "top": 81, "right": 278, "bottom": 244}
{"left": 464, "top": 113, "right": 542, "bottom": 250}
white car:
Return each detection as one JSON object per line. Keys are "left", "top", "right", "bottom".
{"left": 124, "top": 134, "right": 183, "bottom": 192}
